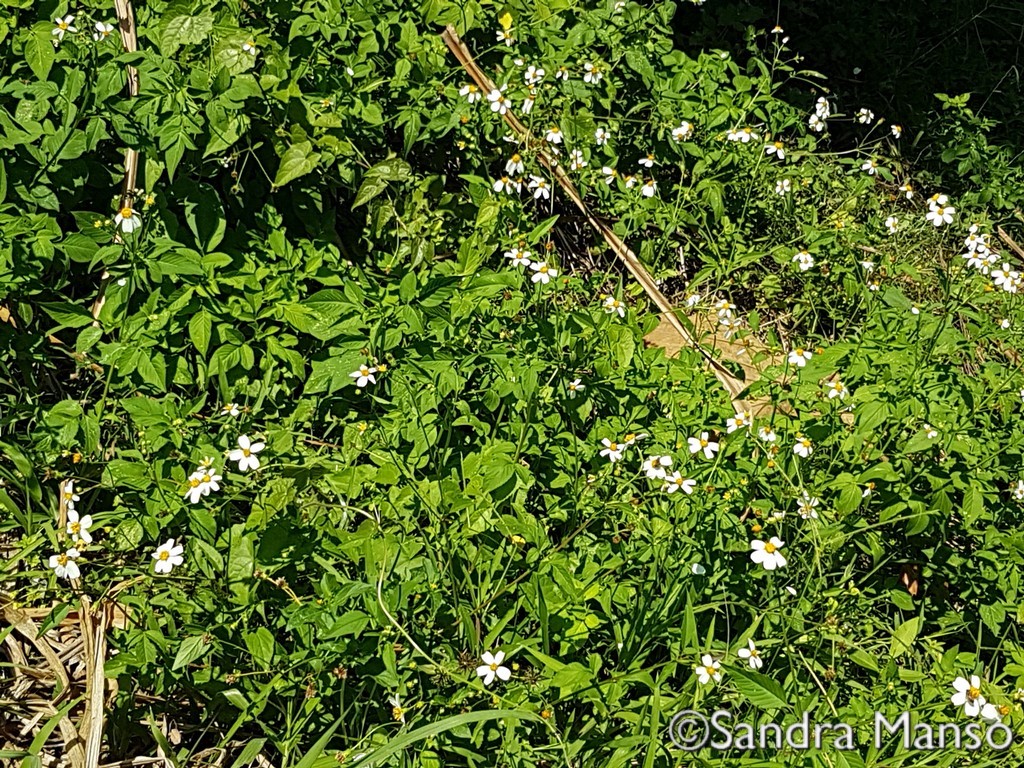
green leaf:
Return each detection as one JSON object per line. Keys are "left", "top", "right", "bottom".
{"left": 160, "top": 12, "right": 214, "bottom": 56}
{"left": 172, "top": 634, "right": 211, "bottom": 671}
{"left": 183, "top": 184, "right": 226, "bottom": 252}
{"left": 728, "top": 667, "right": 789, "bottom": 710}
{"left": 889, "top": 616, "right": 922, "bottom": 658}
{"left": 189, "top": 310, "right": 212, "bottom": 356}
{"left": 244, "top": 627, "right": 275, "bottom": 669}
{"left": 24, "top": 23, "right": 55, "bottom": 82}
{"left": 274, "top": 141, "right": 320, "bottom": 188}
{"left": 39, "top": 301, "right": 95, "bottom": 329}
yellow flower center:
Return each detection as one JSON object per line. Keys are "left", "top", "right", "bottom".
{"left": 57, "top": 554, "right": 69, "bottom": 566}
{"left": 58, "top": 21, "right": 69, "bottom": 30}
{"left": 392, "top": 706, "right": 404, "bottom": 720}
{"left": 489, "top": 663, "right": 499, "bottom": 671}
{"left": 246, "top": 40, "right": 255, "bottom": 47}
{"left": 704, "top": 665, "right": 716, "bottom": 676}
{"left": 968, "top": 687, "right": 981, "bottom": 701}
{"left": 202, "top": 474, "right": 211, "bottom": 483}
{"left": 159, "top": 551, "right": 170, "bottom": 561}
{"left": 764, "top": 542, "right": 777, "bottom": 554}
{"left": 608, "top": 442, "right": 618, "bottom": 450}
{"left": 189, "top": 478, "right": 200, "bottom": 488}
{"left": 120, "top": 206, "right": 133, "bottom": 219}
{"left": 539, "top": 265, "right": 548, "bottom": 273}
{"left": 999, "top": 705, "right": 1011, "bottom": 716}
{"left": 70, "top": 522, "right": 81, "bottom": 533}
{"left": 801, "top": 439, "right": 811, "bottom": 447}
{"left": 795, "top": 348, "right": 804, "bottom": 355}
{"left": 700, "top": 438, "right": 707, "bottom": 447}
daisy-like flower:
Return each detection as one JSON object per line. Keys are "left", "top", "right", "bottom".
{"left": 642, "top": 455, "right": 673, "bottom": 480}
{"left": 600, "top": 169, "right": 618, "bottom": 190}
{"left": 66, "top": 509, "right": 94, "bottom": 545}
{"left": 530, "top": 261, "right": 557, "bottom": 284}
{"left": 528, "top": 175, "right": 550, "bottom": 200}
{"left": 727, "top": 127, "right": 757, "bottom": 143}
{"left": 860, "top": 260, "right": 876, "bottom": 272}
{"left": 775, "top": 178, "right": 791, "bottom": 195}
{"left": 595, "top": 127, "right": 609, "bottom": 145}
{"left": 891, "top": 124, "right": 903, "bottom": 138}
{"left": 814, "top": 97, "right": 831, "bottom": 119}
{"left": 926, "top": 201, "right": 955, "bottom": 227}
{"left": 861, "top": 159, "right": 878, "bottom": 176}
{"left": 62, "top": 479, "right": 80, "bottom": 510}
{"left": 388, "top": 693, "right": 406, "bottom": 724}
{"left": 737, "top": 639, "right": 764, "bottom": 670}
{"left": 992, "top": 264, "right": 1020, "bottom": 293}
{"left": 797, "top": 493, "right": 819, "bottom": 519}
{"left": 856, "top": 108, "right": 874, "bottom": 124}
{"left": 715, "top": 299, "right": 735, "bottom": 318}
{"left": 672, "top": 122, "right": 694, "bottom": 141}
{"left": 980, "top": 702, "right": 1009, "bottom": 724}
{"left": 827, "top": 380, "right": 848, "bottom": 400}
{"left": 599, "top": 438, "right": 624, "bottom": 462}
{"left": 793, "top": 250, "right": 815, "bottom": 271}
{"left": 524, "top": 65, "right": 545, "bottom": 85}
{"left": 242, "top": 39, "right": 258, "bottom": 56}
{"left": 460, "top": 84, "right": 482, "bottom": 104}
{"left": 229, "top": 434, "right": 265, "bottom": 472}
{"left": 504, "top": 247, "right": 531, "bottom": 267}
{"left": 152, "top": 538, "right": 185, "bottom": 575}
{"left": 568, "top": 149, "right": 587, "bottom": 171}
{"left": 555, "top": 65, "right": 569, "bottom": 81}
{"left": 788, "top": 347, "right": 813, "bottom": 367}
{"left": 691, "top": 563, "right": 707, "bottom": 575}
{"left": 496, "top": 29, "right": 515, "bottom": 46}
{"left": 487, "top": 87, "right": 511, "bottom": 115}
{"left": 758, "top": 425, "right": 777, "bottom": 443}
{"left": 951, "top": 675, "right": 986, "bottom": 717}
{"left": 505, "top": 153, "right": 524, "bottom": 175}
{"left": 638, "top": 153, "right": 655, "bottom": 168}
{"left": 493, "top": 176, "right": 516, "bottom": 194}
{"left": 765, "top": 141, "right": 785, "bottom": 160}
{"left": 93, "top": 21, "right": 114, "bottom": 41}
{"left": 808, "top": 113, "right": 825, "bottom": 132}
{"left": 964, "top": 225, "right": 991, "bottom": 253}
{"left": 48, "top": 548, "right": 81, "bottom": 580}
{"left": 793, "top": 434, "right": 813, "bottom": 458}
{"left": 183, "top": 466, "right": 222, "bottom": 504}
{"left": 622, "top": 432, "right": 647, "bottom": 447}
{"left": 477, "top": 650, "right": 511, "bottom": 685}
{"left": 640, "top": 179, "right": 657, "bottom": 198}
{"left": 222, "top": 403, "right": 241, "bottom": 417}
{"left": 603, "top": 296, "right": 625, "bottom": 318}
{"left": 567, "top": 378, "right": 585, "bottom": 397}
{"left": 52, "top": 15, "right": 77, "bottom": 41}
{"left": 582, "top": 62, "right": 604, "bottom": 84}
{"left": 521, "top": 91, "right": 536, "bottom": 114}
{"left": 663, "top": 472, "right": 696, "bottom": 494}
{"left": 688, "top": 432, "right": 719, "bottom": 460}
{"left": 726, "top": 411, "right": 752, "bottom": 434}
{"left": 622, "top": 174, "right": 637, "bottom": 189}
{"left": 750, "top": 537, "right": 787, "bottom": 570}
{"left": 1014, "top": 480, "right": 1024, "bottom": 501}
{"left": 885, "top": 215, "right": 898, "bottom": 233}
{"left": 350, "top": 364, "right": 377, "bottom": 388}
{"left": 114, "top": 205, "right": 142, "bottom": 234}
{"left": 899, "top": 182, "right": 914, "bottom": 200}
{"left": 924, "top": 423, "right": 938, "bottom": 439}
{"left": 694, "top": 654, "right": 722, "bottom": 684}
{"left": 545, "top": 126, "right": 563, "bottom": 144}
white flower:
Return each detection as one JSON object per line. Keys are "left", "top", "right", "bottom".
{"left": 714, "top": 299, "right": 734, "bottom": 318}
{"left": 152, "top": 538, "right": 185, "bottom": 575}
{"left": 622, "top": 174, "right": 637, "bottom": 189}
{"left": 737, "top": 639, "right": 763, "bottom": 669}
{"left": 750, "top": 537, "right": 787, "bottom": 570}
{"left": 638, "top": 153, "right": 655, "bottom": 168}
{"left": 727, "top": 127, "right": 757, "bottom": 143}
{"left": 567, "top": 378, "right": 585, "bottom": 397}
{"left": 663, "top": 472, "right": 696, "bottom": 494}
{"left": 487, "top": 88, "right": 511, "bottom": 114}
{"left": 388, "top": 693, "right": 406, "bottom": 723}
{"left": 460, "top": 84, "right": 482, "bottom": 104}
{"left": 1014, "top": 480, "right": 1024, "bottom": 501}
{"left": 350, "top": 364, "right": 377, "bottom": 388}
{"left": 860, "top": 260, "right": 876, "bottom": 272}
{"left": 599, "top": 438, "right": 624, "bottom": 462}
{"left": 672, "top": 122, "right": 694, "bottom": 141}
{"left": 602, "top": 166, "right": 617, "bottom": 185}
{"left": 726, "top": 411, "right": 751, "bottom": 434}
{"left": 505, "top": 153, "right": 524, "bottom": 175}
{"left": 992, "top": 264, "right": 1020, "bottom": 293}
{"left": 924, "top": 423, "right": 938, "bottom": 439}
{"left": 52, "top": 15, "right": 77, "bottom": 41}
{"left": 827, "top": 380, "right": 848, "bottom": 400}
{"left": 62, "top": 479, "right": 80, "bottom": 509}
{"left": 595, "top": 127, "right": 609, "bottom": 145}
{"left": 797, "top": 493, "right": 819, "bottom": 519}
{"left": 793, "top": 434, "right": 813, "bottom": 458}
{"left": 242, "top": 39, "right": 258, "bottom": 56}
{"left": 603, "top": 296, "right": 625, "bottom": 317}
{"left": 900, "top": 182, "right": 914, "bottom": 200}
{"left": 1000, "top": 319, "right": 1011, "bottom": 329}
{"left": 48, "top": 547, "right": 81, "bottom": 580}
{"left": 528, "top": 175, "right": 550, "bottom": 200}
{"left": 686, "top": 293, "right": 701, "bottom": 308}
{"left": 622, "top": 432, "right": 646, "bottom": 447}
{"left": 926, "top": 203, "right": 954, "bottom": 227}
{"left": 856, "top": 108, "right": 875, "bottom": 124}
{"left": 568, "top": 149, "right": 587, "bottom": 171}
{"left": 524, "top": 65, "right": 545, "bottom": 85}
{"left": 694, "top": 654, "right": 722, "bottom": 684}
{"left": 765, "top": 141, "right": 785, "bottom": 160}
{"left": 545, "top": 126, "right": 563, "bottom": 144}
{"left": 66, "top": 509, "right": 94, "bottom": 545}
{"left": 775, "top": 178, "right": 791, "bottom": 195}
{"left": 788, "top": 347, "right": 812, "bottom": 367}
{"left": 229, "top": 434, "right": 265, "bottom": 472}
{"left": 476, "top": 650, "right": 511, "bottom": 686}
{"left": 555, "top": 65, "right": 570, "bottom": 81}
{"left": 493, "top": 176, "right": 516, "bottom": 194}
{"left": 891, "top": 124, "right": 903, "bottom": 138}
{"left": 951, "top": 676, "right": 986, "bottom": 717}
{"left": 222, "top": 403, "right": 241, "bottom": 417}
{"left": 504, "top": 247, "right": 531, "bottom": 267}
{"left": 861, "top": 159, "right": 878, "bottom": 175}
{"left": 965, "top": 227, "right": 991, "bottom": 253}
{"left": 691, "top": 562, "right": 706, "bottom": 575}
{"left": 814, "top": 97, "right": 831, "bottom": 119}
{"left": 642, "top": 455, "right": 673, "bottom": 480}
{"left": 885, "top": 215, "right": 898, "bottom": 233}
{"left": 980, "top": 702, "right": 1005, "bottom": 723}
{"left": 793, "top": 250, "right": 815, "bottom": 271}
{"left": 688, "top": 432, "right": 719, "bottom": 460}
{"left": 530, "top": 261, "right": 557, "bottom": 284}
{"left": 496, "top": 29, "right": 515, "bottom": 46}
{"left": 93, "top": 21, "right": 114, "bottom": 41}
{"left": 640, "top": 179, "right": 657, "bottom": 198}
{"left": 583, "top": 62, "right": 604, "bottom": 84}
{"left": 808, "top": 114, "right": 825, "bottom": 132}
{"left": 114, "top": 205, "right": 142, "bottom": 234}
{"left": 757, "top": 425, "right": 777, "bottom": 443}
{"left": 183, "top": 466, "right": 222, "bottom": 504}
{"left": 521, "top": 92, "right": 536, "bottom": 114}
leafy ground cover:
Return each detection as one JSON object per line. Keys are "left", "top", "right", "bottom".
{"left": 2, "top": 0, "right": 1024, "bottom": 766}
